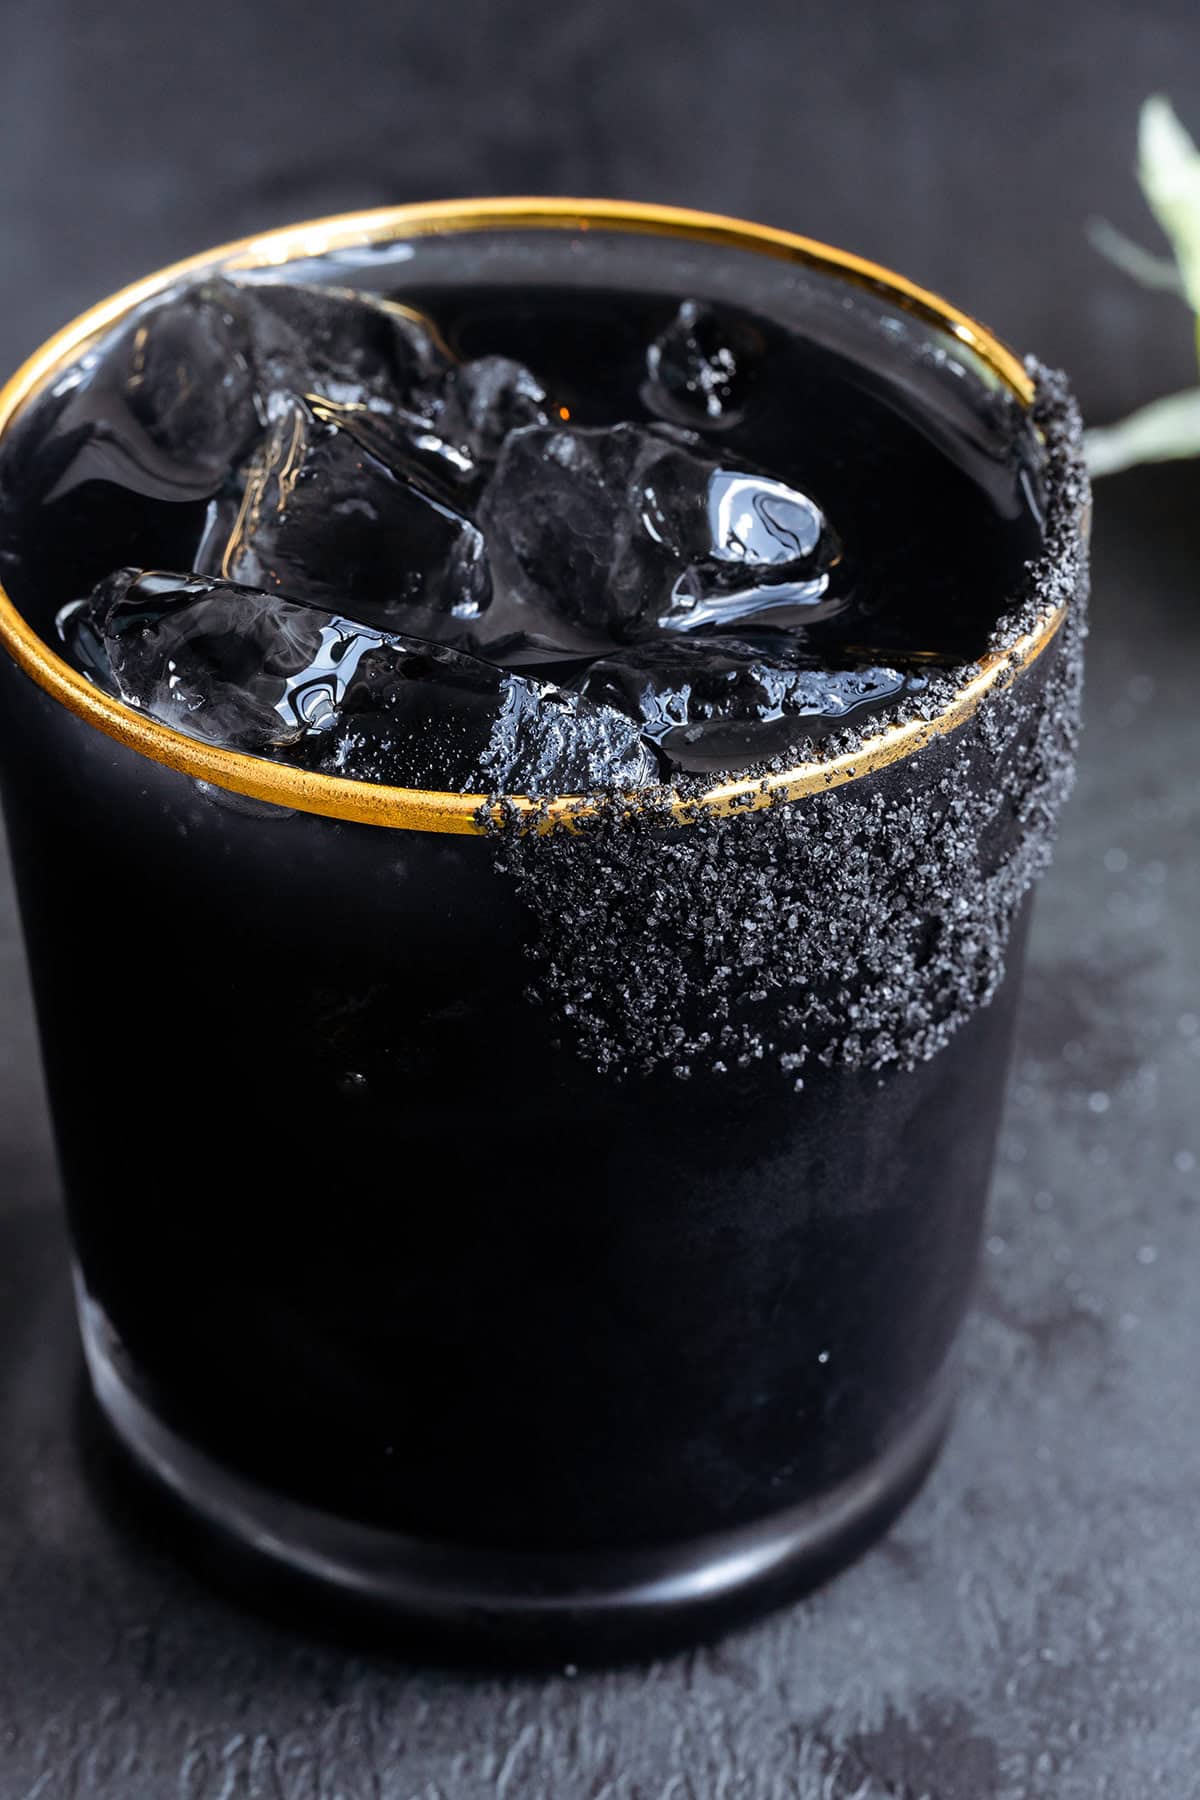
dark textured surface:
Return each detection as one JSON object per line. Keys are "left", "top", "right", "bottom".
{"left": 2, "top": 1, "right": 1200, "bottom": 1793}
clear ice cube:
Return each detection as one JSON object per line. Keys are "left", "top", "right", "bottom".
{"left": 86, "top": 568, "right": 659, "bottom": 794}
{"left": 198, "top": 393, "right": 491, "bottom": 633}
{"left": 663, "top": 468, "right": 837, "bottom": 630}
{"left": 434, "top": 356, "right": 550, "bottom": 466}
{"left": 320, "top": 640, "right": 660, "bottom": 793}
{"left": 232, "top": 279, "right": 449, "bottom": 409}
{"left": 234, "top": 281, "right": 535, "bottom": 491}
{"left": 40, "top": 282, "right": 261, "bottom": 504}
{"left": 89, "top": 568, "right": 328, "bottom": 750}
{"left": 481, "top": 422, "right": 839, "bottom": 641}
{"left": 15, "top": 277, "right": 452, "bottom": 516}
{"left": 642, "top": 300, "right": 764, "bottom": 429}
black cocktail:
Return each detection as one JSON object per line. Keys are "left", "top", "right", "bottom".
{"left": 0, "top": 204, "right": 1088, "bottom": 1655}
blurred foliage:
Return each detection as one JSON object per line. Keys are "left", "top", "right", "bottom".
{"left": 1086, "top": 97, "right": 1200, "bottom": 476}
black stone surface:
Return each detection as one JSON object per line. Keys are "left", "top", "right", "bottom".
{"left": 1, "top": 0, "right": 1199, "bottom": 1792}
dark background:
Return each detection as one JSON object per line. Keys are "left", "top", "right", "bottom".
{"left": 4, "top": 0, "right": 1200, "bottom": 421}
{"left": 2, "top": 2, "right": 1200, "bottom": 1796}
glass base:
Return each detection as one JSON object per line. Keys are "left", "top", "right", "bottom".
{"left": 80, "top": 1290, "right": 952, "bottom": 1660}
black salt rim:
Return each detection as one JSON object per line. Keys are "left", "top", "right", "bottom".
{"left": 479, "top": 360, "right": 1084, "bottom": 831}
{"left": 485, "top": 361, "right": 1088, "bottom": 1083}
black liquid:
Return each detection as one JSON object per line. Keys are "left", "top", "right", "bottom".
{"left": 0, "top": 269, "right": 1045, "bottom": 788}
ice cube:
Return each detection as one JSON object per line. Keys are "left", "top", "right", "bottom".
{"left": 88, "top": 568, "right": 328, "bottom": 750}
{"left": 481, "top": 422, "right": 839, "bottom": 641}
{"left": 8, "top": 274, "right": 452, "bottom": 519}
{"left": 642, "top": 300, "right": 764, "bottom": 429}
{"left": 39, "top": 282, "right": 261, "bottom": 505}
{"left": 319, "top": 640, "right": 660, "bottom": 793}
{"left": 435, "top": 356, "right": 550, "bottom": 464}
{"left": 703, "top": 469, "right": 824, "bottom": 567}
{"left": 662, "top": 468, "right": 839, "bottom": 631}
{"left": 232, "top": 279, "right": 449, "bottom": 409}
{"left": 54, "top": 596, "right": 113, "bottom": 689}
{"left": 347, "top": 354, "right": 551, "bottom": 492}
{"left": 86, "top": 569, "right": 659, "bottom": 794}
{"left": 480, "top": 423, "right": 644, "bottom": 637}
{"left": 578, "top": 637, "right": 916, "bottom": 772}
{"left": 199, "top": 393, "right": 491, "bottom": 632}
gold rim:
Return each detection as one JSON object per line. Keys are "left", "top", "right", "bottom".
{"left": 0, "top": 197, "right": 1057, "bottom": 835}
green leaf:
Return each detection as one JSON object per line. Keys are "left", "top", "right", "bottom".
{"left": 1138, "top": 95, "right": 1200, "bottom": 314}
{"left": 1087, "top": 216, "right": 1187, "bottom": 294}
{"left": 1085, "top": 386, "right": 1200, "bottom": 476}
